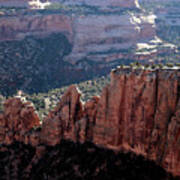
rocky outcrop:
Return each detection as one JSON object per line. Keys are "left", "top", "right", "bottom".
{"left": 0, "top": 68, "right": 180, "bottom": 177}
{"left": 41, "top": 85, "right": 83, "bottom": 145}
{"left": 97, "top": 69, "right": 180, "bottom": 177}
{"left": 0, "top": 98, "right": 40, "bottom": 146}
{"left": 40, "top": 68, "right": 180, "bottom": 177}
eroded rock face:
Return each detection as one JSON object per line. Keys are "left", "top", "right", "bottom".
{"left": 0, "top": 98, "right": 40, "bottom": 145}
{"left": 1, "top": 0, "right": 179, "bottom": 95}
{"left": 41, "top": 85, "right": 83, "bottom": 145}
{"left": 0, "top": 69, "right": 180, "bottom": 177}
{"left": 163, "top": 99, "right": 180, "bottom": 176}
{"left": 0, "top": 0, "right": 155, "bottom": 64}
{"left": 0, "top": 14, "right": 73, "bottom": 42}
{"left": 40, "top": 68, "right": 180, "bottom": 177}
{"left": 95, "top": 69, "right": 180, "bottom": 177}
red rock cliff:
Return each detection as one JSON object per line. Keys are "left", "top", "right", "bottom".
{"left": 41, "top": 68, "right": 180, "bottom": 177}
{"left": 0, "top": 98, "right": 40, "bottom": 146}
{"left": 0, "top": 68, "right": 180, "bottom": 177}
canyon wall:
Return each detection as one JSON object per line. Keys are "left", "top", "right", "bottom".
{"left": 0, "top": 68, "right": 180, "bottom": 177}
{"left": 0, "top": 0, "right": 179, "bottom": 60}
{"left": 0, "top": 14, "right": 73, "bottom": 42}
{"left": 0, "top": 0, "right": 137, "bottom": 9}
{"left": 0, "top": 10, "right": 157, "bottom": 63}
{"left": 0, "top": 1, "right": 155, "bottom": 62}
{"left": 0, "top": 0, "right": 179, "bottom": 94}
{"left": 0, "top": 0, "right": 156, "bottom": 95}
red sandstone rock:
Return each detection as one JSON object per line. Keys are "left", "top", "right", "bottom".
{"left": 79, "top": 96, "right": 100, "bottom": 143}
{"left": 162, "top": 99, "right": 180, "bottom": 177}
{"left": 28, "top": 130, "right": 41, "bottom": 147}
{"left": 41, "top": 85, "right": 83, "bottom": 145}
{"left": 1, "top": 69, "right": 180, "bottom": 177}
{"left": 90, "top": 69, "right": 180, "bottom": 177}
{"left": 0, "top": 98, "right": 40, "bottom": 144}
{"left": 3, "top": 98, "right": 40, "bottom": 131}
{"left": 148, "top": 71, "right": 179, "bottom": 161}
{"left": 39, "top": 68, "right": 180, "bottom": 177}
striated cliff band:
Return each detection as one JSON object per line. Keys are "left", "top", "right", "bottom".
{"left": 0, "top": 0, "right": 179, "bottom": 95}
{"left": 0, "top": 68, "right": 180, "bottom": 178}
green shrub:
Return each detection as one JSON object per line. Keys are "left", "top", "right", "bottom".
{"left": 175, "top": 63, "right": 180, "bottom": 67}
{"left": 166, "top": 63, "right": 174, "bottom": 68}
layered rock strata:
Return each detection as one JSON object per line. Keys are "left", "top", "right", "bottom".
{"left": 0, "top": 68, "right": 180, "bottom": 177}
{"left": 0, "top": 0, "right": 179, "bottom": 64}
{"left": 0, "top": 14, "right": 73, "bottom": 42}
{"left": 1, "top": 0, "right": 179, "bottom": 95}
{"left": 0, "top": 0, "right": 156, "bottom": 63}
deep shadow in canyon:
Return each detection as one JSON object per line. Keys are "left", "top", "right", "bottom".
{"left": 0, "top": 33, "right": 118, "bottom": 96}
{"left": 0, "top": 140, "right": 178, "bottom": 180}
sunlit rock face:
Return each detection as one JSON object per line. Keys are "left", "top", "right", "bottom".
{"left": 41, "top": 85, "right": 83, "bottom": 146}
{"left": 0, "top": 0, "right": 177, "bottom": 61}
{"left": 0, "top": 68, "right": 180, "bottom": 178}
{"left": 0, "top": 0, "right": 157, "bottom": 61}
{"left": 0, "top": 0, "right": 158, "bottom": 95}
{"left": 65, "top": 12, "right": 157, "bottom": 64}
{"left": 0, "top": 98, "right": 40, "bottom": 146}
{"left": 139, "top": 0, "right": 180, "bottom": 46}
{"left": 40, "top": 68, "right": 180, "bottom": 177}
{"left": 0, "top": 0, "right": 178, "bottom": 60}
{"left": 0, "top": 0, "right": 179, "bottom": 95}
{"left": 93, "top": 69, "right": 180, "bottom": 177}
{"left": 0, "top": 14, "right": 73, "bottom": 42}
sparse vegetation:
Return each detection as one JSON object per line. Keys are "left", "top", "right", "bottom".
{"left": 7, "top": 75, "right": 110, "bottom": 121}
{"left": 0, "top": 33, "right": 72, "bottom": 96}
{"left": 1, "top": 62, "right": 177, "bottom": 121}
{"left": 0, "top": 95, "right": 5, "bottom": 113}
{"left": 166, "top": 63, "right": 174, "bottom": 68}
{"left": 175, "top": 63, "right": 180, "bottom": 67}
